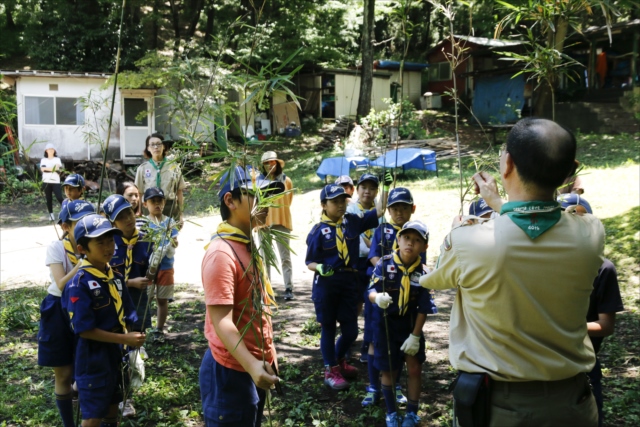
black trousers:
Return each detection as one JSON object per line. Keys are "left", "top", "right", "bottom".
{"left": 42, "top": 183, "right": 63, "bottom": 213}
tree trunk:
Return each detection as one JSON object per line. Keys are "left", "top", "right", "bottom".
{"left": 151, "top": 0, "right": 161, "bottom": 50}
{"left": 184, "top": 0, "right": 204, "bottom": 43}
{"left": 204, "top": 1, "right": 214, "bottom": 45}
{"left": 357, "top": 0, "right": 375, "bottom": 118}
{"left": 535, "top": 17, "right": 569, "bottom": 119}
{"left": 168, "top": 0, "right": 181, "bottom": 51}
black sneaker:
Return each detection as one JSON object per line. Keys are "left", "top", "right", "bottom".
{"left": 284, "top": 289, "right": 294, "bottom": 300}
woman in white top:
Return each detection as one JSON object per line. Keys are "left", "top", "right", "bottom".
{"left": 41, "top": 143, "right": 64, "bottom": 221}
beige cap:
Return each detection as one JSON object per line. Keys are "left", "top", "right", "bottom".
{"left": 261, "top": 151, "right": 285, "bottom": 168}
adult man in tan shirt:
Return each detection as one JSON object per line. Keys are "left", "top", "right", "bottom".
{"left": 420, "top": 118, "right": 604, "bottom": 426}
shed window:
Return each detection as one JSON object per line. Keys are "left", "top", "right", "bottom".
{"left": 24, "top": 96, "right": 84, "bottom": 125}
{"left": 428, "top": 62, "right": 452, "bottom": 82}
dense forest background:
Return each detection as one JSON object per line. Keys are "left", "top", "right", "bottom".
{"left": 1, "top": 0, "right": 638, "bottom": 74}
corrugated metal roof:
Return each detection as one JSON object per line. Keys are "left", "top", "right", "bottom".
{"left": 0, "top": 70, "right": 111, "bottom": 78}
{"left": 454, "top": 35, "right": 526, "bottom": 48}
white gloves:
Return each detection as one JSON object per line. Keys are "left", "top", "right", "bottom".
{"left": 400, "top": 333, "right": 421, "bottom": 356}
{"left": 374, "top": 292, "right": 393, "bottom": 309}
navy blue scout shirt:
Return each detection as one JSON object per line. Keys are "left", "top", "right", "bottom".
{"left": 305, "top": 210, "right": 380, "bottom": 270}
{"left": 111, "top": 232, "right": 152, "bottom": 330}
{"left": 368, "top": 224, "right": 426, "bottom": 277}
{"left": 64, "top": 267, "right": 137, "bottom": 334}
{"left": 64, "top": 267, "right": 137, "bottom": 375}
{"left": 111, "top": 232, "right": 153, "bottom": 281}
{"left": 368, "top": 254, "right": 436, "bottom": 317}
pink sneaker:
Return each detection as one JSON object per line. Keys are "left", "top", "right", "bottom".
{"left": 324, "top": 365, "right": 350, "bottom": 390}
{"left": 338, "top": 358, "right": 358, "bottom": 379}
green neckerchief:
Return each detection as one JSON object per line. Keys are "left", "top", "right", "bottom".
{"left": 149, "top": 158, "right": 166, "bottom": 188}
{"left": 500, "top": 200, "right": 562, "bottom": 240}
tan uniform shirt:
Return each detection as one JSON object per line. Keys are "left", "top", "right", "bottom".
{"left": 135, "top": 159, "right": 186, "bottom": 201}
{"left": 420, "top": 212, "right": 605, "bottom": 381}
{"left": 265, "top": 175, "right": 293, "bottom": 231}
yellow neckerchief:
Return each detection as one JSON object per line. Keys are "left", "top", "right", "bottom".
{"left": 388, "top": 220, "right": 402, "bottom": 252}
{"left": 79, "top": 259, "right": 127, "bottom": 333}
{"left": 393, "top": 251, "right": 422, "bottom": 315}
{"left": 63, "top": 237, "right": 79, "bottom": 266}
{"left": 121, "top": 230, "right": 139, "bottom": 283}
{"left": 358, "top": 202, "right": 375, "bottom": 239}
{"left": 321, "top": 213, "right": 350, "bottom": 266}
{"left": 206, "top": 222, "right": 276, "bottom": 306}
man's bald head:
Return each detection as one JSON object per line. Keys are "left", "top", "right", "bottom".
{"left": 506, "top": 118, "right": 577, "bottom": 192}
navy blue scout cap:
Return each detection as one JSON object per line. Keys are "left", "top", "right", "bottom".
{"left": 557, "top": 193, "right": 593, "bottom": 214}
{"left": 102, "top": 194, "right": 132, "bottom": 222}
{"left": 58, "top": 199, "right": 95, "bottom": 224}
{"left": 62, "top": 173, "right": 85, "bottom": 188}
{"left": 469, "top": 198, "right": 493, "bottom": 217}
{"left": 387, "top": 187, "right": 414, "bottom": 206}
{"left": 320, "top": 184, "right": 347, "bottom": 201}
{"left": 218, "top": 166, "right": 284, "bottom": 202}
{"left": 397, "top": 220, "right": 429, "bottom": 242}
{"left": 357, "top": 173, "right": 379, "bottom": 187}
{"left": 335, "top": 175, "right": 354, "bottom": 186}
{"left": 143, "top": 186, "right": 165, "bottom": 202}
{"left": 75, "top": 214, "right": 123, "bottom": 242}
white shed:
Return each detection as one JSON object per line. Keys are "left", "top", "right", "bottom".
{"left": 0, "top": 70, "right": 187, "bottom": 165}
{"left": 297, "top": 68, "right": 392, "bottom": 120}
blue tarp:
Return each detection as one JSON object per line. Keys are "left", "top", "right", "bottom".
{"left": 370, "top": 149, "right": 437, "bottom": 172}
{"left": 472, "top": 74, "right": 525, "bottom": 124}
{"left": 316, "top": 157, "right": 370, "bottom": 180}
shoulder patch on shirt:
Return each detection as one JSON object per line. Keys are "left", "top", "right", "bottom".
{"left": 386, "top": 264, "right": 397, "bottom": 273}
{"left": 321, "top": 227, "right": 331, "bottom": 235}
{"left": 443, "top": 233, "right": 452, "bottom": 251}
{"left": 70, "top": 296, "right": 79, "bottom": 303}
{"left": 87, "top": 280, "right": 101, "bottom": 290}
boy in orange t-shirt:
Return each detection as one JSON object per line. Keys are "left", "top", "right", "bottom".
{"left": 200, "top": 166, "right": 284, "bottom": 426}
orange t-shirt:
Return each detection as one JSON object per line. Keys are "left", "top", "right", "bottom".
{"left": 201, "top": 238, "right": 274, "bottom": 372}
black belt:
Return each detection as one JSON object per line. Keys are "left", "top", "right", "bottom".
{"left": 492, "top": 373, "right": 585, "bottom": 395}
{"left": 336, "top": 268, "right": 358, "bottom": 273}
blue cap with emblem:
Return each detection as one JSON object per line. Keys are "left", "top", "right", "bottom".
{"left": 468, "top": 198, "right": 494, "bottom": 217}
{"left": 218, "top": 166, "right": 284, "bottom": 202}
{"left": 320, "top": 184, "right": 347, "bottom": 201}
{"left": 557, "top": 193, "right": 592, "bottom": 214}
{"left": 357, "top": 173, "right": 379, "bottom": 187}
{"left": 75, "top": 214, "right": 123, "bottom": 242}
{"left": 397, "top": 220, "right": 429, "bottom": 243}
{"left": 102, "top": 194, "right": 132, "bottom": 222}
{"left": 62, "top": 173, "right": 85, "bottom": 188}
{"left": 58, "top": 199, "right": 95, "bottom": 224}
{"left": 387, "top": 187, "right": 414, "bottom": 206}
{"left": 143, "top": 186, "right": 166, "bottom": 202}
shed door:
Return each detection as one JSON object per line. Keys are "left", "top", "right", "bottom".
{"left": 122, "top": 97, "right": 152, "bottom": 158}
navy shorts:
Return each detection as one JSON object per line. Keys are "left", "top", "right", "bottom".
{"left": 372, "top": 314, "right": 426, "bottom": 372}
{"left": 199, "top": 349, "right": 266, "bottom": 427}
{"left": 312, "top": 272, "right": 359, "bottom": 325}
{"left": 37, "top": 294, "right": 75, "bottom": 367}
{"left": 76, "top": 363, "right": 123, "bottom": 419}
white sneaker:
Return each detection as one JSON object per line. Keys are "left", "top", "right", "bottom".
{"left": 119, "top": 399, "right": 136, "bottom": 417}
